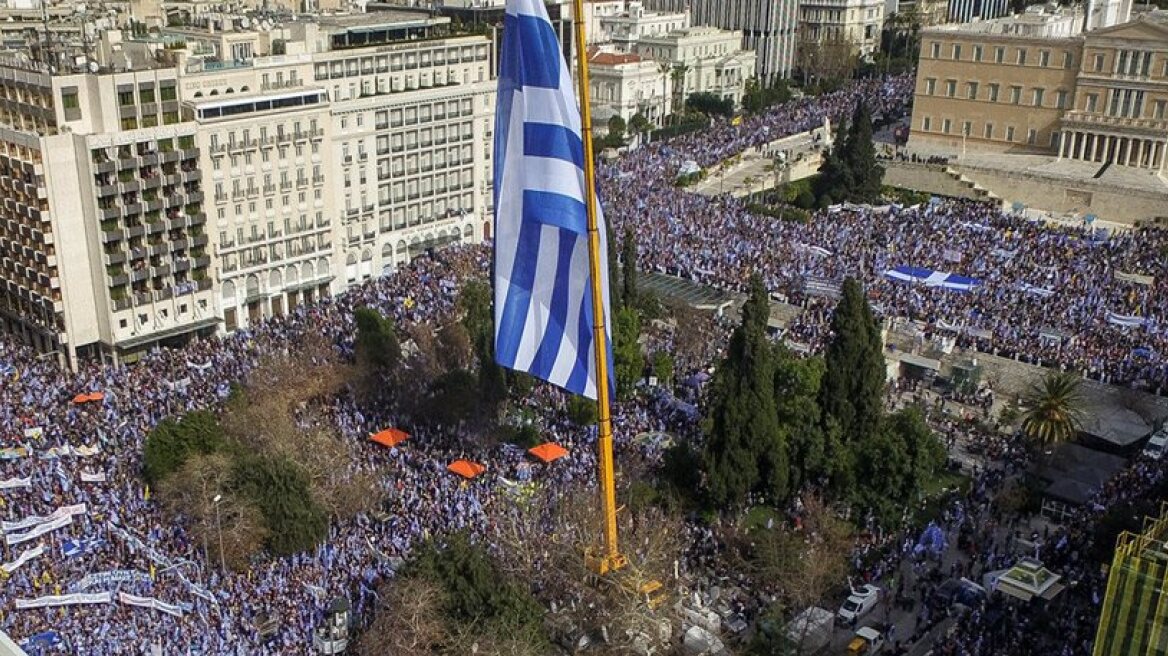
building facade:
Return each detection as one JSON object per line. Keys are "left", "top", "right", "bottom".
{"left": 1093, "top": 503, "right": 1168, "bottom": 656}
{"left": 599, "top": 3, "right": 691, "bottom": 49}
{"left": 798, "top": 0, "right": 885, "bottom": 58}
{"left": 947, "top": 0, "right": 1009, "bottom": 25}
{"left": 634, "top": 26, "right": 756, "bottom": 105}
{"left": 588, "top": 49, "right": 672, "bottom": 128}
{"left": 687, "top": 0, "right": 800, "bottom": 82}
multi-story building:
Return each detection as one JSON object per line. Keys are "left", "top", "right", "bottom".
{"left": 0, "top": 55, "right": 216, "bottom": 366}
{"left": 635, "top": 26, "right": 756, "bottom": 106}
{"left": 1093, "top": 503, "right": 1168, "bottom": 656}
{"left": 599, "top": 2, "right": 691, "bottom": 49}
{"left": 799, "top": 0, "right": 885, "bottom": 58}
{"left": 588, "top": 49, "right": 672, "bottom": 128}
{"left": 684, "top": 0, "right": 800, "bottom": 82}
{"left": 947, "top": 0, "right": 1009, "bottom": 24}
{"left": 908, "top": 5, "right": 1165, "bottom": 163}
{"left": 886, "top": 0, "right": 950, "bottom": 27}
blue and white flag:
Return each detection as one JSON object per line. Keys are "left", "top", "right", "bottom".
{"left": 62, "top": 537, "right": 103, "bottom": 558}
{"left": 493, "top": 0, "right": 613, "bottom": 400}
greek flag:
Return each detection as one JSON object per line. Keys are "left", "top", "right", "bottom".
{"left": 493, "top": 0, "right": 613, "bottom": 399}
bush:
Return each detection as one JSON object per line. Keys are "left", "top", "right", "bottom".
{"left": 426, "top": 369, "right": 481, "bottom": 425}
{"left": 566, "top": 394, "right": 598, "bottom": 426}
{"left": 650, "top": 118, "right": 710, "bottom": 142}
{"left": 231, "top": 454, "right": 328, "bottom": 556}
{"left": 142, "top": 410, "right": 228, "bottom": 484}
{"left": 675, "top": 170, "right": 706, "bottom": 187}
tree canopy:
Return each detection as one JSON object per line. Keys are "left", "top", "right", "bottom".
{"left": 814, "top": 103, "right": 885, "bottom": 205}
{"left": 1021, "top": 371, "right": 1085, "bottom": 447}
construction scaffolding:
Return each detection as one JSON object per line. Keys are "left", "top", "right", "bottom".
{"left": 1093, "top": 502, "right": 1168, "bottom": 656}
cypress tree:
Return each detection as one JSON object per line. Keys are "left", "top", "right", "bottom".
{"left": 818, "top": 277, "right": 885, "bottom": 491}
{"left": 844, "top": 103, "right": 884, "bottom": 203}
{"left": 814, "top": 117, "right": 854, "bottom": 207}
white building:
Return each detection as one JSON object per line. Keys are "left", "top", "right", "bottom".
{"left": 686, "top": 0, "right": 800, "bottom": 82}
{"left": 635, "top": 26, "right": 757, "bottom": 106}
{"left": 799, "top": 0, "right": 885, "bottom": 58}
{"left": 588, "top": 49, "right": 672, "bottom": 128}
{"left": 598, "top": 2, "right": 691, "bottom": 49}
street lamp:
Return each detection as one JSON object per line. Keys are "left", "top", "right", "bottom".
{"left": 212, "top": 494, "right": 225, "bottom": 572}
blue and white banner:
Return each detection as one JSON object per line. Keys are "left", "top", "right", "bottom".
{"left": 0, "top": 476, "right": 31, "bottom": 490}
{"left": 118, "top": 592, "right": 184, "bottom": 617}
{"left": 1106, "top": 311, "right": 1147, "bottom": 328}
{"left": 884, "top": 266, "right": 982, "bottom": 292}
{"left": 14, "top": 592, "right": 112, "bottom": 610}
{"left": 80, "top": 470, "right": 106, "bottom": 483}
{"left": 6, "top": 515, "right": 72, "bottom": 546}
{"left": 62, "top": 537, "right": 104, "bottom": 559}
{"left": 18, "top": 630, "right": 62, "bottom": 654}
{"left": 1018, "top": 283, "right": 1056, "bottom": 298}
{"left": 493, "top": 0, "right": 613, "bottom": 400}
{"left": 2, "top": 544, "right": 45, "bottom": 574}
{"left": 4, "top": 503, "right": 87, "bottom": 533}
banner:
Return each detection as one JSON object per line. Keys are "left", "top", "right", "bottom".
{"left": 2, "top": 544, "right": 45, "bottom": 574}
{"left": 1107, "top": 311, "right": 1147, "bottom": 328}
{"left": 23, "top": 427, "right": 43, "bottom": 440}
{"left": 1116, "top": 271, "right": 1155, "bottom": 286}
{"left": 107, "top": 522, "right": 219, "bottom": 607}
{"left": 79, "top": 471, "right": 106, "bottom": 483}
{"left": 1019, "top": 283, "right": 1056, "bottom": 298}
{"left": 118, "top": 592, "right": 184, "bottom": 617}
{"left": 6, "top": 515, "right": 73, "bottom": 546}
{"left": 4, "top": 504, "right": 87, "bottom": 533}
{"left": 0, "top": 447, "right": 30, "bottom": 460}
{"left": 62, "top": 537, "right": 103, "bottom": 559}
{"left": 0, "top": 477, "right": 31, "bottom": 490}
{"left": 187, "top": 360, "right": 213, "bottom": 372}
{"left": 14, "top": 592, "right": 111, "bottom": 610}
{"left": 70, "top": 570, "right": 152, "bottom": 592}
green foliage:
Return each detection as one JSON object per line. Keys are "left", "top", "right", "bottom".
{"left": 686, "top": 92, "right": 734, "bottom": 118}
{"left": 505, "top": 423, "right": 541, "bottom": 449}
{"left": 621, "top": 227, "right": 638, "bottom": 309}
{"left": 651, "top": 351, "right": 675, "bottom": 387}
{"left": 406, "top": 532, "right": 547, "bottom": 640}
{"left": 458, "top": 280, "right": 509, "bottom": 411}
{"left": 745, "top": 202, "right": 812, "bottom": 224}
{"left": 607, "top": 115, "right": 627, "bottom": 140}
{"left": 844, "top": 103, "right": 884, "bottom": 203}
{"left": 742, "top": 78, "right": 793, "bottom": 115}
{"left": 354, "top": 307, "right": 401, "bottom": 375}
{"left": 661, "top": 440, "right": 702, "bottom": 500}
{"left": 1021, "top": 371, "right": 1085, "bottom": 447}
{"left": 703, "top": 276, "right": 789, "bottom": 507}
{"left": 427, "top": 369, "right": 481, "bottom": 425}
{"left": 142, "top": 410, "right": 228, "bottom": 484}
{"left": 650, "top": 118, "right": 709, "bottom": 142}
{"left": 774, "top": 351, "right": 826, "bottom": 493}
{"left": 613, "top": 306, "right": 645, "bottom": 399}
{"left": 819, "top": 278, "right": 885, "bottom": 495}
{"left": 882, "top": 185, "right": 932, "bottom": 206}
{"left": 231, "top": 454, "right": 328, "bottom": 556}
{"left": 629, "top": 113, "right": 653, "bottom": 134}
{"left": 853, "top": 408, "right": 944, "bottom": 522}
{"left": 674, "top": 170, "right": 706, "bottom": 187}
{"left": 566, "top": 394, "right": 598, "bottom": 426}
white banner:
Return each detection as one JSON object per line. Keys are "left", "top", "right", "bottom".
{"left": 70, "top": 570, "right": 152, "bottom": 592}
{"left": 15, "top": 592, "right": 111, "bottom": 610}
{"left": 4, "top": 504, "right": 87, "bottom": 534}
{"left": 0, "top": 477, "right": 31, "bottom": 490}
{"left": 6, "top": 515, "right": 73, "bottom": 546}
{"left": 118, "top": 592, "right": 184, "bottom": 617}
{"left": 2, "top": 544, "right": 45, "bottom": 574}
{"left": 1106, "top": 311, "right": 1147, "bottom": 328}
{"left": 79, "top": 471, "right": 106, "bottom": 483}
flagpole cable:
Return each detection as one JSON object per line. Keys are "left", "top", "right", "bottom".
{"left": 571, "top": 0, "right": 625, "bottom": 575}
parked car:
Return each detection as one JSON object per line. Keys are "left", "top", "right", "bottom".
{"left": 847, "top": 625, "right": 887, "bottom": 655}
{"left": 1143, "top": 431, "right": 1168, "bottom": 460}
{"left": 837, "top": 585, "right": 880, "bottom": 625}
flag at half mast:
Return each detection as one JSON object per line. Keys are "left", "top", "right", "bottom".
{"left": 493, "top": 0, "right": 613, "bottom": 400}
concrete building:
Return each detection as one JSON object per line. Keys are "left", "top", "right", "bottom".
{"left": 1093, "top": 502, "right": 1168, "bottom": 656}
{"left": 598, "top": 2, "right": 691, "bottom": 49}
{"left": 588, "top": 48, "right": 672, "bottom": 128}
{"left": 799, "top": 0, "right": 885, "bottom": 58}
{"left": 886, "top": 0, "right": 950, "bottom": 27}
{"left": 685, "top": 0, "right": 800, "bottom": 82}
{"left": 634, "top": 26, "right": 756, "bottom": 106}
{"left": 948, "top": 0, "right": 1009, "bottom": 24}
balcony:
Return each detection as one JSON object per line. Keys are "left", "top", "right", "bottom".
{"left": 101, "top": 230, "right": 122, "bottom": 244}
{"left": 109, "top": 273, "right": 129, "bottom": 287}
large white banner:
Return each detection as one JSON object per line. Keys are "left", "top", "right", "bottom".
{"left": 14, "top": 592, "right": 111, "bottom": 610}
{"left": 79, "top": 471, "right": 106, "bottom": 483}
{"left": 3, "top": 504, "right": 87, "bottom": 533}
{"left": 6, "top": 515, "right": 73, "bottom": 546}
{"left": 0, "top": 477, "right": 31, "bottom": 491}
{"left": 118, "top": 592, "right": 184, "bottom": 617}
{"left": 1, "top": 544, "right": 45, "bottom": 574}
{"left": 70, "top": 570, "right": 153, "bottom": 593}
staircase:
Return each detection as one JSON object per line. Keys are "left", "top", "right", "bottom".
{"left": 943, "top": 166, "right": 1001, "bottom": 201}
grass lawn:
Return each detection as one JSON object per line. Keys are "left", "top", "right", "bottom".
{"left": 741, "top": 505, "right": 783, "bottom": 533}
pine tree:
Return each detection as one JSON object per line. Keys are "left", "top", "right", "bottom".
{"left": 818, "top": 277, "right": 885, "bottom": 493}
{"left": 844, "top": 102, "right": 884, "bottom": 203}
{"left": 621, "top": 227, "right": 638, "bottom": 309}
{"left": 814, "top": 117, "right": 854, "bottom": 207}
{"left": 703, "top": 275, "right": 788, "bottom": 506}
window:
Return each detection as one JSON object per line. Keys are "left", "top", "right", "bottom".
{"left": 1094, "top": 53, "right": 1105, "bottom": 72}
{"left": 1017, "top": 49, "right": 1027, "bottom": 65}
{"left": 1063, "top": 52, "right": 1074, "bottom": 69}
{"left": 118, "top": 90, "right": 134, "bottom": 106}
{"left": 139, "top": 87, "right": 155, "bottom": 103}
{"left": 163, "top": 111, "right": 178, "bottom": 125}
{"left": 1010, "top": 86, "right": 1021, "bottom": 104}
{"left": 973, "top": 45, "right": 983, "bottom": 62}
{"left": 1039, "top": 50, "right": 1050, "bottom": 67}
{"left": 1155, "top": 100, "right": 1167, "bottom": 119}
{"left": 1086, "top": 93, "right": 1098, "bottom": 112}
{"left": 945, "top": 80, "right": 956, "bottom": 97}
{"left": 1050, "top": 132, "right": 1059, "bottom": 148}
{"left": 1055, "top": 90, "right": 1068, "bottom": 109}
{"left": 967, "top": 82, "right": 979, "bottom": 100}
{"left": 931, "top": 42, "right": 940, "bottom": 58}
{"left": 925, "top": 78, "right": 936, "bottom": 95}
{"left": 1027, "top": 129, "right": 1036, "bottom": 145}
{"left": 120, "top": 116, "right": 137, "bottom": 130}
{"left": 984, "top": 123, "right": 994, "bottom": 139}
{"left": 1033, "top": 88, "right": 1044, "bottom": 106}
{"left": 922, "top": 116, "right": 931, "bottom": 131}
{"left": 952, "top": 44, "right": 962, "bottom": 60}
{"left": 942, "top": 118, "right": 951, "bottom": 134}
{"left": 962, "top": 121, "right": 972, "bottom": 136}
{"left": 995, "top": 47, "right": 1005, "bottom": 64}
{"left": 1006, "top": 126, "right": 1016, "bottom": 141}
{"left": 61, "top": 91, "right": 79, "bottom": 109}
{"left": 988, "top": 83, "right": 999, "bottom": 102}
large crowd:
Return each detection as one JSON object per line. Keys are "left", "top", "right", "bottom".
{"left": 0, "top": 70, "right": 1162, "bottom": 655}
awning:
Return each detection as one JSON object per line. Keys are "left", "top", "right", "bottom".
{"left": 447, "top": 460, "right": 485, "bottom": 479}
{"left": 528, "top": 443, "right": 569, "bottom": 464}
{"left": 71, "top": 392, "right": 104, "bottom": 404}
{"left": 116, "top": 317, "right": 220, "bottom": 350}
{"left": 369, "top": 428, "right": 408, "bottom": 449}
{"left": 995, "top": 581, "right": 1034, "bottom": 602}
{"left": 898, "top": 353, "right": 942, "bottom": 371}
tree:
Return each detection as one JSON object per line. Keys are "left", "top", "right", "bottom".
{"left": 1021, "top": 371, "right": 1085, "bottom": 447}
{"left": 854, "top": 408, "right": 943, "bottom": 521}
{"left": 357, "top": 575, "right": 449, "bottom": 655}
{"left": 426, "top": 369, "right": 482, "bottom": 425}
{"left": 651, "top": 351, "right": 675, "bottom": 388}
{"left": 142, "top": 410, "right": 228, "bottom": 484}
{"left": 566, "top": 394, "right": 598, "bottom": 426}
{"left": 818, "top": 278, "right": 884, "bottom": 493}
{"left": 458, "top": 279, "right": 509, "bottom": 412}
{"left": 232, "top": 454, "right": 328, "bottom": 556}
{"left": 621, "top": 226, "right": 638, "bottom": 308}
{"left": 613, "top": 306, "right": 645, "bottom": 399}
{"left": 629, "top": 112, "right": 653, "bottom": 136}
{"left": 686, "top": 92, "right": 734, "bottom": 118}
{"left": 814, "top": 117, "right": 854, "bottom": 206}
{"left": 844, "top": 103, "right": 884, "bottom": 203}
{"left": 704, "top": 275, "right": 789, "bottom": 507}
{"left": 671, "top": 63, "right": 691, "bottom": 115}
{"left": 774, "top": 350, "right": 826, "bottom": 493}
{"left": 606, "top": 115, "right": 627, "bottom": 146}
{"left": 743, "top": 78, "right": 794, "bottom": 115}
{"left": 354, "top": 307, "right": 401, "bottom": 393}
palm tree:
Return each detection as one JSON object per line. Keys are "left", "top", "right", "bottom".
{"left": 671, "top": 63, "right": 691, "bottom": 117}
{"left": 657, "top": 61, "right": 672, "bottom": 125}
{"left": 1020, "top": 371, "right": 1085, "bottom": 447}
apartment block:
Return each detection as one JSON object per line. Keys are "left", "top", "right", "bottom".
{"left": 687, "top": 0, "right": 800, "bottom": 82}
{"left": 799, "top": 0, "right": 885, "bottom": 58}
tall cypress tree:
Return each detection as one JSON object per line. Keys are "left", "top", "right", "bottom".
{"left": 703, "top": 275, "right": 788, "bottom": 506}
{"left": 844, "top": 103, "right": 884, "bottom": 203}
{"left": 814, "top": 117, "right": 854, "bottom": 207}
{"left": 818, "top": 277, "right": 885, "bottom": 489}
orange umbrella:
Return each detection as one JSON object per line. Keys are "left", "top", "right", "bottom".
{"left": 369, "top": 428, "right": 409, "bottom": 449}
{"left": 85, "top": 392, "right": 105, "bottom": 403}
{"left": 528, "top": 442, "right": 569, "bottom": 464}
{"left": 447, "top": 460, "right": 486, "bottom": 479}
{"left": 71, "top": 394, "right": 89, "bottom": 404}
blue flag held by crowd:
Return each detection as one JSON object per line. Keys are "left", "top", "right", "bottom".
{"left": 492, "top": 0, "right": 613, "bottom": 400}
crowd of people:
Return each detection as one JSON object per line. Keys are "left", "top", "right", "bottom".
{"left": 0, "top": 69, "right": 1161, "bottom": 655}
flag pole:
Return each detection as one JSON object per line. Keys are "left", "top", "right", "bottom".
{"left": 571, "top": 0, "right": 625, "bottom": 575}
